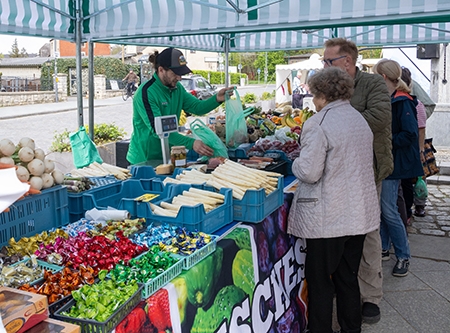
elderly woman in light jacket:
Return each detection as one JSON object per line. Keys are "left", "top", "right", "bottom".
{"left": 287, "top": 67, "right": 380, "bottom": 333}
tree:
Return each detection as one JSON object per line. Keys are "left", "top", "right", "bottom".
{"left": 254, "top": 51, "right": 287, "bottom": 80}
{"left": 9, "top": 38, "right": 21, "bottom": 58}
{"left": 20, "top": 47, "right": 28, "bottom": 57}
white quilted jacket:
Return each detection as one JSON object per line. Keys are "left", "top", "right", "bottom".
{"left": 287, "top": 100, "right": 380, "bottom": 239}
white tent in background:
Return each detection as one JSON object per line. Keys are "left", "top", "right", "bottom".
{"left": 275, "top": 54, "right": 323, "bottom": 105}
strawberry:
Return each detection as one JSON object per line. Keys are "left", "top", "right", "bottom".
{"left": 146, "top": 288, "right": 172, "bottom": 333}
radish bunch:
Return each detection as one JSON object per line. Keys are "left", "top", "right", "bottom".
{"left": 0, "top": 137, "right": 64, "bottom": 190}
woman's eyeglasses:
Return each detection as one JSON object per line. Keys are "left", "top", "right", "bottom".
{"left": 322, "top": 55, "right": 347, "bottom": 66}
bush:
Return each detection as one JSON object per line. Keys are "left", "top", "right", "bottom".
{"left": 243, "top": 93, "right": 257, "bottom": 104}
{"left": 50, "top": 123, "right": 127, "bottom": 152}
{"left": 261, "top": 91, "right": 275, "bottom": 101}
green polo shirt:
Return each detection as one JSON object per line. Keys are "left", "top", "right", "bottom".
{"left": 127, "top": 73, "right": 221, "bottom": 165}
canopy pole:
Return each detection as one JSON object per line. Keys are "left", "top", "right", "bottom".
{"left": 75, "top": 0, "right": 84, "bottom": 128}
{"left": 88, "top": 41, "right": 95, "bottom": 140}
{"left": 224, "top": 34, "right": 230, "bottom": 87}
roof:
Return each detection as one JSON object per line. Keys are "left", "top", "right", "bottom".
{"left": 1, "top": 1, "right": 450, "bottom": 51}
{"left": 0, "top": 57, "right": 51, "bottom": 67}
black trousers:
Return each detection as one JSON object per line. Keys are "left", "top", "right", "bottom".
{"left": 401, "top": 178, "right": 414, "bottom": 218}
{"left": 305, "top": 234, "right": 366, "bottom": 333}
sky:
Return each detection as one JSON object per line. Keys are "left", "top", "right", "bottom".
{"left": 0, "top": 34, "right": 50, "bottom": 55}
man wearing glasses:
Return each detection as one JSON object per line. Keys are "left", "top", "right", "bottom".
{"left": 322, "top": 38, "right": 393, "bottom": 325}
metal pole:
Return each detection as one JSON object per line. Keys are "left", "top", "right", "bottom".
{"left": 88, "top": 41, "right": 94, "bottom": 140}
{"left": 224, "top": 34, "right": 230, "bottom": 87}
{"left": 75, "top": 0, "right": 84, "bottom": 128}
{"left": 53, "top": 41, "right": 59, "bottom": 102}
{"left": 264, "top": 52, "right": 268, "bottom": 84}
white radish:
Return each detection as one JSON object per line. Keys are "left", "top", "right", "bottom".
{"left": 44, "top": 159, "right": 55, "bottom": 173}
{"left": 16, "top": 165, "right": 30, "bottom": 182}
{"left": 51, "top": 170, "right": 64, "bottom": 184}
{"left": 0, "top": 139, "right": 16, "bottom": 157}
{"left": 18, "top": 147, "right": 35, "bottom": 163}
{"left": 29, "top": 176, "right": 43, "bottom": 190}
{"left": 18, "top": 137, "right": 36, "bottom": 150}
{"left": 27, "top": 158, "right": 45, "bottom": 176}
{"left": 41, "top": 173, "right": 54, "bottom": 189}
{"left": 0, "top": 157, "right": 14, "bottom": 165}
{"left": 34, "top": 148, "right": 46, "bottom": 161}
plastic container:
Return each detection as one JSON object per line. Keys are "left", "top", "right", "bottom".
{"left": 130, "top": 165, "right": 186, "bottom": 185}
{"left": 82, "top": 178, "right": 169, "bottom": 218}
{"left": 227, "top": 143, "right": 254, "bottom": 160}
{"left": 0, "top": 185, "right": 69, "bottom": 248}
{"left": 53, "top": 283, "right": 143, "bottom": 333}
{"left": 140, "top": 258, "right": 184, "bottom": 298}
{"left": 68, "top": 176, "right": 121, "bottom": 223}
{"left": 174, "top": 236, "right": 217, "bottom": 270}
{"left": 137, "top": 184, "right": 233, "bottom": 234}
{"left": 48, "top": 295, "right": 73, "bottom": 318}
{"left": 233, "top": 176, "right": 284, "bottom": 223}
{"left": 265, "top": 149, "right": 294, "bottom": 175}
{"left": 10, "top": 258, "right": 63, "bottom": 286}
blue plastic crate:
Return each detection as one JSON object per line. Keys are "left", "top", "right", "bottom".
{"left": 68, "top": 176, "right": 121, "bottom": 223}
{"left": 81, "top": 178, "right": 170, "bottom": 218}
{"left": 137, "top": 184, "right": 233, "bottom": 234}
{"left": 0, "top": 185, "right": 69, "bottom": 247}
{"left": 265, "top": 150, "right": 294, "bottom": 175}
{"left": 227, "top": 143, "right": 254, "bottom": 160}
{"left": 233, "top": 176, "right": 284, "bottom": 223}
{"left": 130, "top": 166, "right": 187, "bottom": 186}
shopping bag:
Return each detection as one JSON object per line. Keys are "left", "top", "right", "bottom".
{"left": 422, "top": 138, "right": 440, "bottom": 177}
{"left": 414, "top": 176, "right": 428, "bottom": 200}
{"left": 225, "top": 87, "right": 249, "bottom": 148}
{"left": 190, "top": 119, "right": 229, "bottom": 158}
{"left": 70, "top": 126, "right": 103, "bottom": 168}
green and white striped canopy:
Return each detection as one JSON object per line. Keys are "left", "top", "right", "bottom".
{"left": 1, "top": 0, "right": 450, "bottom": 49}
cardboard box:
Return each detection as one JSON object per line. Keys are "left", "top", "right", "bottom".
{"left": 0, "top": 287, "right": 48, "bottom": 333}
{"left": 24, "top": 318, "right": 80, "bottom": 333}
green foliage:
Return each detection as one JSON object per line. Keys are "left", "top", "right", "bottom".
{"left": 50, "top": 123, "right": 127, "bottom": 152}
{"left": 359, "top": 48, "right": 382, "bottom": 59}
{"left": 254, "top": 51, "right": 287, "bottom": 79}
{"left": 190, "top": 70, "right": 247, "bottom": 86}
{"left": 261, "top": 91, "right": 275, "bottom": 101}
{"left": 243, "top": 93, "right": 257, "bottom": 104}
{"left": 9, "top": 38, "right": 22, "bottom": 58}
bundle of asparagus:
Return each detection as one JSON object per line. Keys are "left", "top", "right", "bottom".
{"left": 63, "top": 176, "right": 95, "bottom": 192}
{"left": 70, "top": 162, "right": 131, "bottom": 180}
{"left": 149, "top": 188, "right": 225, "bottom": 216}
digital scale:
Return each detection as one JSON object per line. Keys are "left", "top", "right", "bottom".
{"left": 154, "top": 115, "right": 179, "bottom": 164}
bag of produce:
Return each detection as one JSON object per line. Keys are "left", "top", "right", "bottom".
{"left": 190, "top": 119, "right": 228, "bottom": 158}
{"left": 414, "top": 176, "right": 428, "bottom": 200}
{"left": 225, "top": 87, "right": 249, "bottom": 148}
{"left": 69, "top": 127, "right": 103, "bottom": 168}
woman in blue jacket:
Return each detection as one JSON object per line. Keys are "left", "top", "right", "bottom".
{"left": 373, "top": 59, "right": 424, "bottom": 277}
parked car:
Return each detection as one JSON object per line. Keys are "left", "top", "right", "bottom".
{"left": 180, "top": 75, "right": 217, "bottom": 100}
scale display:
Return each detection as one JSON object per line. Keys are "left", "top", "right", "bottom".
{"left": 155, "top": 115, "right": 178, "bottom": 136}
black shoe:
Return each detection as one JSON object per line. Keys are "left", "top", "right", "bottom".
{"left": 414, "top": 206, "right": 426, "bottom": 217}
{"left": 362, "top": 302, "right": 380, "bottom": 324}
{"left": 382, "top": 250, "right": 390, "bottom": 261}
{"left": 392, "top": 258, "right": 410, "bottom": 277}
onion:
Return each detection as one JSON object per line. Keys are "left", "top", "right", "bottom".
{"left": 52, "top": 170, "right": 64, "bottom": 184}
{"left": 0, "top": 157, "right": 14, "bottom": 165}
{"left": 44, "top": 159, "right": 55, "bottom": 173}
{"left": 18, "top": 137, "right": 36, "bottom": 150}
{"left": 29, "top": 176, "right": 43, "bottom": 190}
{"left": 34, "top": 148, "right": 46, "bottom": 161}
{"left": 41, "top": 173, "right": 54, "bottom": 189}
{"left": 27, "top": 158, "right": 45, "bottom": 176}
{"left": 0, "top": 138, "right": 16, "bottom": 157}
{"left": 18, "top": 147, "right": 35, "bottom": 163}
{"left": 16, "top": 165, "right": 30, "bottom": 182}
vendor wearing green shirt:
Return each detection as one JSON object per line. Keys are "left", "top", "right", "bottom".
{"left": 127, "top": 47, "right": 233, "bottom": 165}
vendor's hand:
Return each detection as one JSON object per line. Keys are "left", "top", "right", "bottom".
{"left": 216, "top": 86, "right": 235, "bottom": 103}
{"left": 193, "top": 140, "right": 214, "bottom": 157}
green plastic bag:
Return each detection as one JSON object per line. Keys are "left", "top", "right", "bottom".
{"left": 70, "top": 127, "right": 103, "bottom": 168}
{"left": 414, "top": 177, "right": 428, "bottom": 200}
{"left": 225, "top": 87, "right": 249, "bottom": 148}
{"left": 190, "top": 119, "right": 228, "bottom": 158}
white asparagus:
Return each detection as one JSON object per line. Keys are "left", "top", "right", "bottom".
{"left": 211, "top": 177, "right": 246, "bottom": 200}
{"left": 149, "top": 203, "right": 178, "bottom": 217}
{"left": 225, "top": 159, "right": 281, "bottom": 177}
{"left": 182, "top": 191, "right": 223, "bottom": 204}
{"left": 211, "top": 170, "right": 259, "bottom": 189}
{"left": 160, "top": 201, "right": 182, "bottom": 211}
{"left": 212, "top": 167, "right": 264, "bottom": 188}
{"left": 189, "top": 187, "right": 224, "bottom": 200}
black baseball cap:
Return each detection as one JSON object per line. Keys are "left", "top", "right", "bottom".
{"left": 157, "top": 47, "right": 191, "bottom": 76}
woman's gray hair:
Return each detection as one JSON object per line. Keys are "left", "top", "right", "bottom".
{"left": 308, "top": 67, "right": 354, "bottom": 102}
